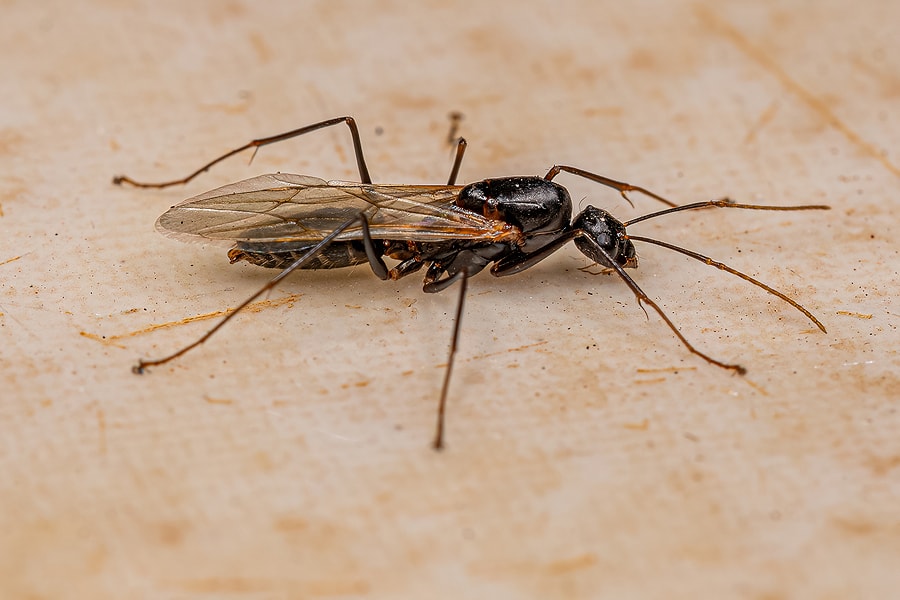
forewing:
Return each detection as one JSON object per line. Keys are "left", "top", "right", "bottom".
{"left": 156, "top": 173, "right": 519, "bottom": 243}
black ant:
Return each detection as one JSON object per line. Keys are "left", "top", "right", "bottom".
{"left": 114, "top": 115, "right": 829, "bottom": 449}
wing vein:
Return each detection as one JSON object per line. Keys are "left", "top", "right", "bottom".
{"left": 155, "top": 173, "right": 521, "bottom": 244}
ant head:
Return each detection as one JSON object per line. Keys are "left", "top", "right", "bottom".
{"left": 573, "top": 206, "right": 637, "bottom": 269}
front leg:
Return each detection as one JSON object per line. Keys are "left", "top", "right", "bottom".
{"left": 490, "top": 230, "right": 580, "bottom": 277}
{"left": 422, "top": 261, "right": 465, "bottom": 293}
{"left": 422, "top": 245, "right": 503, "bottom": 293}
{"left": 389, "top": 258, "right": 426, "bottom": 280}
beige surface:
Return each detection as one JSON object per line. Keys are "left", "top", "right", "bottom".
{"left": 2, "top": 1, "right": 899, "bottom": 598}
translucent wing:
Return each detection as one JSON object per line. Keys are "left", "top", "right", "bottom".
{"left": 156, "top": 173, "right": 521, "bottom": 244}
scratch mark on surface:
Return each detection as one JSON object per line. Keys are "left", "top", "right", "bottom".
{"left": 97, "top": 409, "right": 107, "bottom": 455}
{"left": 836, "top": 310, "right": 873, "bottom": 319}
{"left": 545, "top": 553, "right": 597, "bottom": 574}
{"left": 170, "top": 577, "right": 369, "bottom": 595}
{"left": 742, "top": 377, "right": 770, "bottom": 396}
{"left": 743, "top": 101, "right": 780, "bottom": 144}
{"left": 636, "top": 366, "right": 697, "bottom": 374}
{"left": 204, "top": 395, "right": 234, "bottom": 405}
{"left": 440, "top": 341, "right": 550, "bottom": 368}
{"left": 470, "top": 341, "right": 549, "bottom": 361}
{"left": 634, "top": 377, "right": 667, "bottom": 385}
{"left": 696, "top": 6, "right": 900, "bottom": 177}
{"left": 81, "top": 293, "right": 303, "bottom": 345}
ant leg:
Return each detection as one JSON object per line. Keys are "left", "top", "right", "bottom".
{"left": 389, "top": 258, "right": 425, "bottom": 280}
{"left": 579, "top": 234, "right": 747, "bottom": 374}
{"left": 444, "top": 111, "right": 467, "bottom": 185}
{"left": 357, "top": 216, "right": 389, "bottom": 280}
{"left": 447, "top": 138, "right": 467, "bottom": 185}
{"left": 446, "top": 111, "right": 464, "bottom": 144}
{"left": 114, "top": 116, "right": 373, "bottom": 188}
{"left": 422, "top": 268, "right": 469, "bottom": 450}
{"left": 544, "top": 165, "right": 678, "bottom": 208}
{"left": 133, "top": 213, "right": 381, "bottom": 373}
{"left": 490, "top": 230, "right": 580, "bottom": 277}
{"left": 422, "top": 262, "right": 468, "bottom": 293}
{"left": 419, "top": 261, "right": 471, "bottom": 449}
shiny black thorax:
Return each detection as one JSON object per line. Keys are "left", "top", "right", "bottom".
{"left": 229, "top": 176, "right": 636, "bottom": 286}
{"left": 457, "top": 177, "right": 571, "bottom": 245}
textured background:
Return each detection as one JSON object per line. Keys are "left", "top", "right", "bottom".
{"left": 2, "top": 0, "right": 898, "bottom": 598}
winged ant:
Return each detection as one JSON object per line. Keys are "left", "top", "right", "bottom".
{"left": 114, "top": 115, "right": 829, "bottom": 449}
